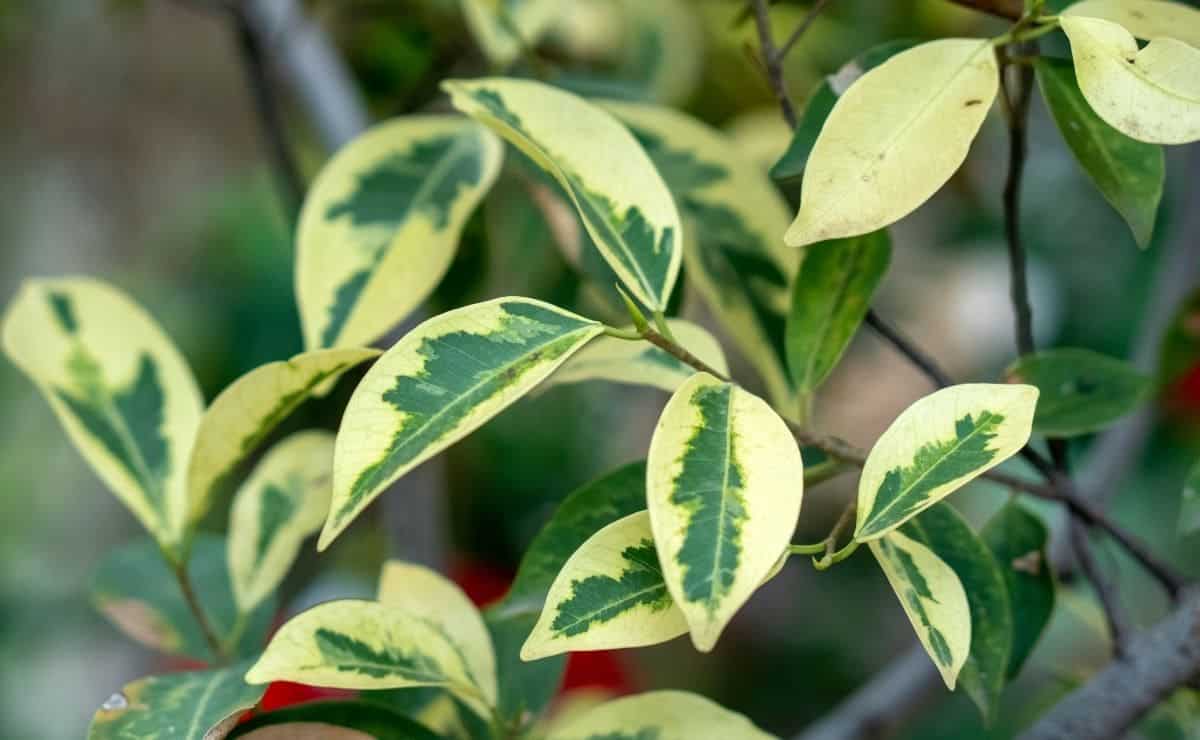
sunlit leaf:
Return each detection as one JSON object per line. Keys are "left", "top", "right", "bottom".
{"left": 522, "top": 511, "right": 688, "bottom": 660}
{"left": 296, "top": 117, "right": 503, "bottom": 349}
{"left": 228, "top": 431, "right": 334, "bottom": 613}
{"left": 785, "top": 39, "right": 999, "bottom": 247}
{"left": 1006, "top": 347, "right": 1150, "bottom": 437}
{"left": 870, "top": 530, "right": 972, "bottom": 690}
{"left": 647, "top": 373, "right": 805, "bottom": 651}
{"left": 320, "top": 298, "right": 602, "bottom": 550}
{"left": 229, "top": 701, "right": 441, "bottom": 740}
{"left": 445, "top": 78, "right": 682, "bottom": 312}
{"left": 88, "top": 662, "right": 264, "bottom": 740}
{"left": 544, "top": 690, "right": 777, "bottom": 740}
{"left": 981, "top": 502, "right": 1055, "bottom": 677}
{"left": 1061, "top": 15, "right": 1200, "bottom": 144}
{"left": 460, "top": 0, "right": 560, "bottom": 67}
{"left": 855, "top": 384, "right": 1038, "bottom": 541}
{"left": 1064, "top": 0, "right": 1200, "bottom": 49}
{"left": 2, "top": 278, "right": 203, "bottom": 557}
{"left": 1036, "top": 58, "right": 1165, "bottom": 248}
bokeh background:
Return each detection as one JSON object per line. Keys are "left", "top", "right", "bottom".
{"left": 1, "top": 1, "right": 1198, "bottom": 738}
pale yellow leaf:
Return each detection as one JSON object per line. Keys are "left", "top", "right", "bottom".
{"left": 1064, "top": 0, "right": 1200, "bottom": 49}
{"left": 545, "top": 690, "right": 777, "bottom": 740}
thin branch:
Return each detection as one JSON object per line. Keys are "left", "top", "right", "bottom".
{"left": 173, "top": 562, "right": 227, "bottom": 662}
{"left": 999, "top": 43, "right": 1037, "bottom": 357}
{"left": 1068, "top": 521, "right": 1130, "bottom": 657}
{"left": 778, "top": 0, "right": 834, "bottom": 60}
{"left": 863, "top": 310, "right": 954, "bottom": 388}
{"left": 748, "top": 0, "right": 798, "bottom": 128}
{"left": 642, "top": 328, "right": 730, "bottom": 380}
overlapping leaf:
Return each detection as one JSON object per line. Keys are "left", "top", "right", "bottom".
{"left": 1006, "top": 347, "right": 1150, "bottom": 437}
{"left": 460, "top": 0, "right": 560, "bottom": 67}
{"left": 320, "top": 298, "right": 603, "bottom": 549}
{"left": 870, "top": 531, "right": 972, "bottom": 689}
{"left": 647, "top": 373, "right": 805, "bottom": 651}
{"left": 785, "top": 39, "right": 999, "bottom": 247}
{"left": 982, "top": 502, "right": 1056, "bottom": 677}
{"left": 855, "top": 383, "right": 1038, "bottom": 541}
{"left": 1064, "top": 0, "right": 1200, "bottom": 48}
{"left": 296, "top": 117, "right": 503, "bottom": 350}
{"left": 544, "top": 690, "right": 777, "bottom": 740}
{"left": 229, "top": 701, "right": 442, "bottom": 740}
{"left": 88, "top": 661, "right": 264, "bottom": 740}
{"left": 228, "top": 431, "right": 334, "bottom": 613}
{"left": 523, "top": 511, "right": 687, "bottom": 660}
{"left": 1060, "top": 15, "right": 1200, "bottom": 144}
{"left": 2, "top": 278, "right": 203, "bottom": 557}
{"left": 445, "top": 78, "right": 682, "bottom": 312}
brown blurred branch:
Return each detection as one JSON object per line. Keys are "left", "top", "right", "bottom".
{"left": 947, "top": 0, "right": 1023, "bottom": 19}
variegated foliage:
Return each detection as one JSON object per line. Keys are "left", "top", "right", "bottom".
{"left": 544, "top": 690, "right": 777, "bottom": 740}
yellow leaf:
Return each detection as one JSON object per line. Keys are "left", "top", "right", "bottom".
{"left": 1064, "top": 0, "right": 1200, "bottom": 49}
{"left": 460, "top": 0, "right": 560, "bottom": 67}
{"left": 545, "top": 690, "right": 777, "bottom": 740}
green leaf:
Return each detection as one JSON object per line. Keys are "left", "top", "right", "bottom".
{"left": 1005, "top": 347, "right": 1151, "bottom": 437}
{"left": 785, "top": 230, "right": 891, "bottom": 395}
{"left": 602, "top": 101, "right": 801, "bottom": 414}
{"left": 228, "top": 431, "right": 334, "bottom": 614}
{"left": 1179, "top": 458, "right": 1200, "bottom": 537}
{"left": 88, "top": 662, "right": 265, "bottom": 740}
{"left": 982, "top": 502, "right": 1056, "bottom": 678}
{"left": 444, "top": 78, "right": 683, "bottom": 313}
{"left": 460, "top": 0, "right": 559, "bottom": 67}
{"left": 869, "top": 530, "right": 972, "bottom": 690}
{"left": 1036, "top": 58, "right": 1164, "bottom": 248}
{"left": 544, "top": 690, "right": 777, "bottom": 740}
{"left": 855, "top": 383, "right": 1038, "bottom": 541}
{"left": 1064, "top": 0, "right": 1200, "bottom": 49}
{"left": 1060, "top": 15, "right": 1200, "bottom": 144}
{"left": 91, "top": 534, "right": 275, "bottom": 662}
{"left": 297, "top": 117, "right": 503, "bottom": 350}
{"left": 901, "top": 504, "right": 1012, "bottom": 724}
{"left": 647, "top": 373, "right": 805, "bottom": 651}
{"left": 484, "top": 606, "right": 565, "bottom": 726}
{"left": 2, "top": 278, "right": 203, "bottom": 557}
{"left": 522, "top": 511, "right": 687, "bottom": 660}
{"left": 771, "top": 39, "right": 919, "bottom": 186}
{"left": 187, "top": 347, "right": 378, "bottom": 528}
{"left": 229, "top": 700, "right": 442, "bottom": 740}
{"left": 320, "top": 298, "right": 603, "bottom": 550}
{"left": 785, "top": 39, "right": 999, "bottom": 247}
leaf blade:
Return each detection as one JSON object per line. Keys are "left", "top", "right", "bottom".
{"left": 1064, "top": 0, "right": 1200, "bottom": 49}
{"left": 545, "top": 690, "right": 777, "bottom": 740}
{"left": 981, "top": 502, "right": 1056, "bottom": 678}
{"left": 1006, "top": 347, "right": 1151, "bottom": 437}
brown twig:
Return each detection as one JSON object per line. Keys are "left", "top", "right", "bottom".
{"left": 946, "top": 0, "right": 1023, "bottom": 19}
{"left": 748, "top": 0, "right": 799, "bottom": 128}
{"left": 998, "top": 42, "right": 1038, "bottom": 357}
{"left": 1068, "top": 522, "right": 1131, "bottom": 657}
{"left": 173, "top": 561, "right": 227, "bottom": 663}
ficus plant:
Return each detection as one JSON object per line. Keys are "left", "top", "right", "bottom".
{"left": 6, "top": 0, "right": 1200, "bottom": 738}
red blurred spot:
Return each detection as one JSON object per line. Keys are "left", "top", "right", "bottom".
{"left": 258, "top": 681, "right": 355, "bottom": 712}
{"left": 561, "top": 650, "right": 636, "bottom": 695}
{"left": 450, "top": 557, "right": 515, "bottom": 608}
{"left": 1165, "top": 362, "right": 1200, "bottom": 419}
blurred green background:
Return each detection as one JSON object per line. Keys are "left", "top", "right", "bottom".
{"left": 0, "top": 1, "right": 1197, "bottom": 738}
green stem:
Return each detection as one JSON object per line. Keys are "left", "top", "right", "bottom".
{"left": 789, "top": 542, "right": 827, "bottom": 555}
{"left": 813, "top": 540, "right": 860, "bottom": 571}
{"left": 652, "top": 310, "right": 676, "bottom": 343}
{"left": 602, "top": 325, "right": 643, "bottom": 341}
{"left": 173, "top": 561, "right": 227, "bottom": 663}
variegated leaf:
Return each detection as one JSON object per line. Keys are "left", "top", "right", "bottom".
{"left": 88, "top": 661, "right": 264, "bottom": 740}
{"left": 320, "top": 298, "right": 603, "bottom": 550}
{"left": 377, "top": 561, "right": 499, "bottom": 707}
{"left": 870, "top": 531, "right": 972, "bottom": 690}
{"left": 2, "top": 278, "right": 203, "bottom": 558}
{"left": 229, "top": 701, "right": 442, "bottom": 740}
{"left": 245, "top": 600, "right": 492, "bottom": 717}
{"left": 785, "top": 39, "right": 999, "bottom": 247}
{"left": 647, "top": 373, "right": 805, "bottom": 651}
{"left": 296, "top": 117, "right": 503, "bottom": 350}
{"left": 228, "top": 431, "right": 334, "bottom": 613}
{"left": 1061, "top": 15, "right": 1200, "bottom": 144}
{"left": 522, "top": 511, "right": 688, "bottom": 660}
{"left": 854, "top": 383, "right": 1038, "bottom": 542}
{"left": 603, "top": 101, "right": 801, "bottom": 415}
{"left": 544, "top": 690, "right": 777, "bottom": 740}
{"left": 460, "top": 0, "right": 560, "bottom": 67}
{"left": 543, "top": 319, "right": 729, "bottom": 393}
{"left": 444, "top": 78, "right": 682, "bottom": 312}
{"left": 1064, "top": 0, "right": 1200, "bottom": 49}
{"left": 187, "top": 348, "right": 378, "bottom": 525}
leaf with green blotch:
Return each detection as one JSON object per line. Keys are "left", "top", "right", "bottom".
{"left": 187, "top": 347, "right": 378, "bottom": 528}
{"left": 297, "top": 116, "right": 503, "bottom": 350}
{"left": 321, "top": 298, "right": 602, "bottom": 550}
{"left": 88, "top": 661, "right": 265, "bottom": 740}
{"left": 460, "top": 0, "right": 560, "bottom": 67}
{"left": 2, "top": 278, "right": 203, "bottom": 558}
{"left": 786, "top": 231, "right": 891, "bottom": 395}
{"left": 1179, "top": 458, "right": 1200, "bottom": 537}
{"left": 228, "top": 431, "right": 334, "bottom": 614}
{"left": 544, "top": 690, "right": 777, "bottom": 740}
{"left": 445, "top": 79, "right": 682, "bottom": 313}
{"left": 542, "top": 319, "right": 729, "bottom": 394}
{"left": 855, "top": 383, "right": 1038, "bottom": 541}
{"left": 245, "top": 599, "right": 492, "bottom": 718}
{"left": 901, "top": 504, "right": 1012, "bottom": 723}
{"left": 870, "top": 530, "right": 972, "bottom": 690}
{"left": 376, "top": 561, "right": 498, "bottom": 707}
{"left": 1063, "top": 0, "right": 1200, "bottom": 50}
{"left": 91, "top": 535, "right": 276, "bottom": 662}
{"left": 785, "top": 39, "right": 999, "bottom": 247}
{"left": 1006, "top": 347, "right": 1150, "bottom": 437}
{"left": 600, "top": 101, "right": 800, "bottom": 415}
{"left": 771, "top": 39, "right": 919, "bottom": 186}
{"left": 1036, "top": 58, "right": 1164, "bottom": 248}
{"left": 522, "top": 511, "right": 688, "bottom": 660}
{"left": 647, "top": 373, "right": 805, "bottom": 651}
{"left": 1060, "top": 15, "right": 1200, "bottom": 145}
{"left": 981, "top": 502, "right": 1055, "bottom": 678}
{"left": 228, "top": 700, "right": 442, "bottom": 740}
